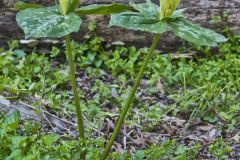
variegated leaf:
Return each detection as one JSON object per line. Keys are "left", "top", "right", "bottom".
{"left": 170, "top": 19, "right": 228, "bottom": 46}
{"left": 172, "top": 8, "right": 187, "bottom": 18}
{"left": 109, "top": 1, "right": 167, "bottom": 34}
{"left": 15, "top": 1, "right": 43, "bottom": 10}
{"left": 75, "top": 3, "right": 132, "bottom": 15}
{"left": 16, "top": 6, "right": 82, "bottom": 38}
{"left": 129, "top": 0, "right": 159, "bottom": 19}
{"left": 110, "top": 12, "right": 168, "bottom": 34}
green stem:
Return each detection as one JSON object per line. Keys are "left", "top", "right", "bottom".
{"left": 65, "top": 35, "right": 85, "bottom": 139}
{"left": 102, "top": 34, "right": 161, "bottom": 160}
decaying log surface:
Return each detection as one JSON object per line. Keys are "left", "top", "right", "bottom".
{"left": 0, "top": 0, "right": 239, "bottom": 50}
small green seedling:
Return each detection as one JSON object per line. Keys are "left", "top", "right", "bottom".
{"left": 15, "top": 0, "right": 130, "bottom": 153}
{"left": 102, "top": 0, "right": 227, "bottom": 159}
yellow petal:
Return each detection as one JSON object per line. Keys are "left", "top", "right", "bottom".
{"left": 160, "top": 0, "right": 181, "bottom": 20}
{"left": 59, "top": 0, "right": 70, "bottom": 15}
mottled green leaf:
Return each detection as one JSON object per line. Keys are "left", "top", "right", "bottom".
{"left": 172, "top": 8, "right": 187, "bottom": 18}
{"left": 161, "top": 9, "right": 186, "bottom": 22}
{"left": 75, "top": 3, "right": 132, "bottom": 15}
{"left": 129, "top": 0, "right": 159, "bottom": 18}
{"left": 109, "top": 1, "right": 226, "bottom": 47}
{"left": 16, "top": 6, "right": 82, "bottom": 38}
{"left": 170, "top": 19, "right": 228, "bottom": 46}
{"left": 15, "top": 1, "right": 43, "bottom": 10}
{"left": 109, "top": 1, "right": 167, "bottom": 34}
{"left": 146, "top": 0, "right": 160, "bottom": 17}
{"left": 110, "top": 12, "right": 167, "bottom": 34}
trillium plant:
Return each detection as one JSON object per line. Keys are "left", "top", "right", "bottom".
{"left": 102, "top": 0, "right": 227, "bottom": 159}
{"left": 15, "top": 0, "right": 130, "bottom": 156}
{"left": 15, "top": 0, "right": 227, "bottom": 159}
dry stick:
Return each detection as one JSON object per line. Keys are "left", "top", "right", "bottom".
{"left": 19, "top": 101, "right": 104, "bottom": 136}
{"left": 123, "top": 125, "right": 127, "bottom": 150}
{"left": 102, "top": 34, "right": 161, "bottom": 160}
{"left": 19, "top": 101, "right": 76, "bottom": 126}
{"left": 65, "top": 35, "right": 85, "bottom": 139}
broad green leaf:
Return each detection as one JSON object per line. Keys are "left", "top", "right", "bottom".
{"left": 110, "top": 12, "right": 167, "bottom": 34}
{"left": 109, "top": 1, "right": 167, "bottom": 34}
{"left": 170, "top": 19, "right": 228, "bottom": 46}
{"left": 3, "top": 111, "right": 20, "bottom": 132}
{"left": 146, "top": 0, "right": 160, "bottom": 17}
{"left": 109, "top": 1, "right": 226, "bottom": 47}
{"left": 172, "top": 8, "right": 187, "bottom": 18}
{"left": 16, "top": 6, "right": 82, "bottom": 38}
{"left": 15, "top": 1, "right": 43, "bottom": 10}
{"left": 161, "top": 9, "right": 186, "bottom": 22}
{"left": 130, "top": 0, "right": 159, "bottom": 19}
{"left": 75, "top": 3, "right": 132, "bottom": 15}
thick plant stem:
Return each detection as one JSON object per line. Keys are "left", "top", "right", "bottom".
{"left": 102, "top": 34, "right": 161, "bottom": 160}
{"left": 65, "top": 35, "right": 85, "bottom": 139}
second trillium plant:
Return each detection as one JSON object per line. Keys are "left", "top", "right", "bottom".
{"left": 102, "top": 0, "right": 227, "bottom": 159}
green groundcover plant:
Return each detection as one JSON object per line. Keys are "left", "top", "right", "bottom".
{"left": 102, "top": 0, "right": 227, "bottom": 159}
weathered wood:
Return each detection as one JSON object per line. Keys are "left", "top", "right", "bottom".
{"left": 0, "top": 0, "right": 239, "bottom": 50}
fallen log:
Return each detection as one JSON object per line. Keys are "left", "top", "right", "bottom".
{"left": 0, "top": 0, "right": 239, "bottom": 50}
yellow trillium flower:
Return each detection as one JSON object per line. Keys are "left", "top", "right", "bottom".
{"left": 160, "top": 0, "right": 180, "bottom": 20}
{"left": 59, "top": 0, "right": 72, "bottom": 15}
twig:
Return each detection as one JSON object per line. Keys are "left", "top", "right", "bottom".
{"left": 19, "top": 101, "right": 77, "bottom": 126}
{"left": 123, "top": 125, "right": 127, "bottom": 150}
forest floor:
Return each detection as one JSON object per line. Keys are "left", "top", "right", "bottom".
{"left": 0, "top": 29, "right": 240, "bottom": 159}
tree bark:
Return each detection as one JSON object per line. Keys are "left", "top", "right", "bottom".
{"left": 0, "top": 0, "right": 239, "bottom": 50}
